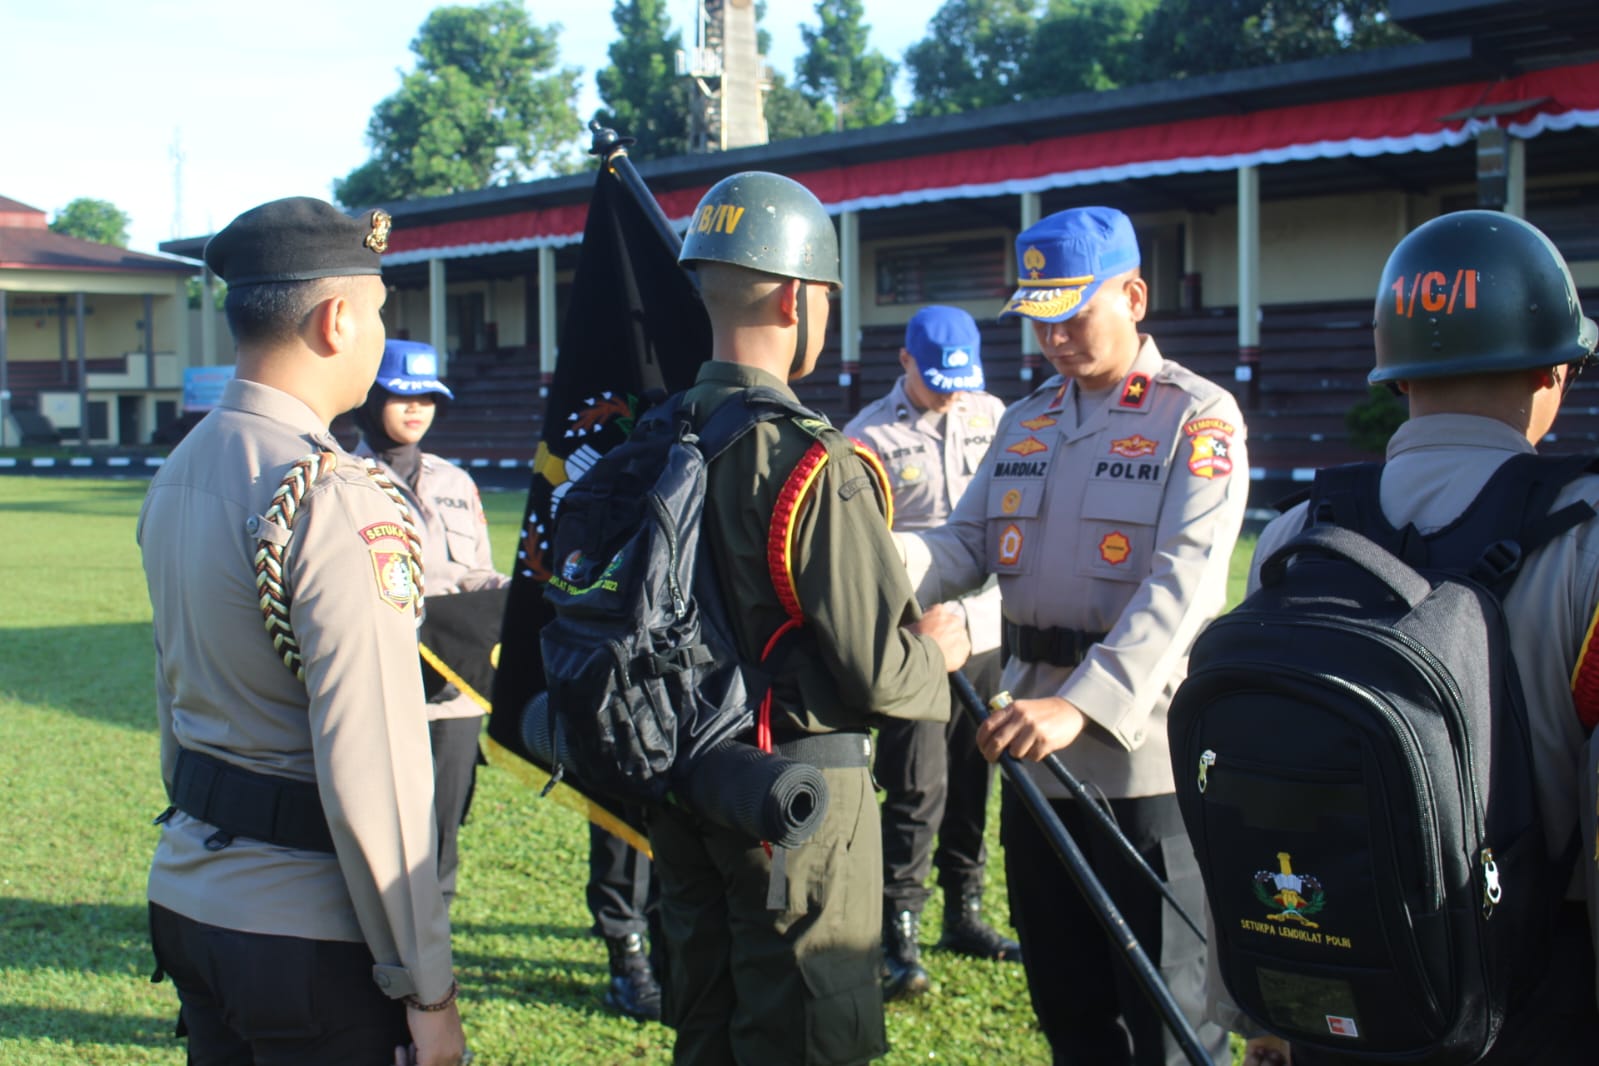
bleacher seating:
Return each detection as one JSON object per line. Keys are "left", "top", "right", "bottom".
{"left": 353, "top": 290, "right": 1599, "bottom": 474}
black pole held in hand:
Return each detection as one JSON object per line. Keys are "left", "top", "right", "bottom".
{"left": 956, "top": 673, "right": 1204, "bottom": 943}
{"left": 953, "top": 673, "right": 1213, "bottom": 1066}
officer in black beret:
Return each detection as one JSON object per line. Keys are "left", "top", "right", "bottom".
{"left": 140, "top": 196, "right": 466, "bottom": 1066}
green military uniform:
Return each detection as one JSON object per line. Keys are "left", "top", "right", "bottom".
{"left": 650, "top": 360, "right": 952, "bottom": 1065}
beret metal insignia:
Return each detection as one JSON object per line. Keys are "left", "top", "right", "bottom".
{"left": 365, "top": 210, "right": 392, "bottom": 254}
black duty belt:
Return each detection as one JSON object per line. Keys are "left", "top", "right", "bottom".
{"left": 167, "top": 747, "right": 335, "bottom": 853}
{"left": 771, "top": 731, "right": 872, "bottom": 769}
{"left": 1003, "top": 621, "right": 1107, "bottom": 668}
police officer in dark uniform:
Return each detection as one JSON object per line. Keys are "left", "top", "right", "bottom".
{"left": 138, "top": 198, "right": 464, "bottom": 1066}
{"left": 651, "top": 171, "right": 970, "bottom": 1065}
{"left": 586, "top": 824, "right": 662, "bottom": 1020}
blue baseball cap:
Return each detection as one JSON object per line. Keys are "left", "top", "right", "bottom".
{"left": 905, "top": 306, "right": 984, "bottom": 393}
{"left": 375, "top": 340, "right": 453, "bottom": 400}
{"left": 1000, "top": 206, "right": 1141, "bottom": 322}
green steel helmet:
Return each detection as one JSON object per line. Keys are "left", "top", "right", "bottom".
{"left": 678, "top": 171, "right": 841, "bottom": 288}
{"left": 1371, "top": 210, "right": 1598, "bottom": 384}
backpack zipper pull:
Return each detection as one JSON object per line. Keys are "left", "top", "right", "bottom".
{"left": 1480, "top": 848, "right": 1502, "bottom": 917}
{"left": 1198, "top": 750, "right": 1216, "bottom": 793}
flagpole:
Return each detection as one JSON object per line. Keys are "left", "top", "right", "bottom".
{"left": 588, "top": 122, "right": 686, "bottom": 259}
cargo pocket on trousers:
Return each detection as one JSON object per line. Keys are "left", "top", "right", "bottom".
{"left": 791, "top": 791, "right": 888, "bottom": 1064}
{"left": 798, "top": 966, "right": 888, "bottom": 1065}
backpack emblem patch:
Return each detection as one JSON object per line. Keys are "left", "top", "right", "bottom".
{"left": 1255, "top": 851, "right": 1326, "bottom": 928}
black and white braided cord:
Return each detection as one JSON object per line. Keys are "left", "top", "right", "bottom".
{"left": 253, "top": 451, "right": 425, "bottom": 681}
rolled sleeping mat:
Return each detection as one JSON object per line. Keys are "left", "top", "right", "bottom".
{"left": 677, "top": 739, "right": 829, "bottom": 848}
{"left": 519, "top": 690, "right": 573, "bottom": 773}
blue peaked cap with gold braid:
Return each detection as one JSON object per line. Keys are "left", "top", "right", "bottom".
{"left": 1000, "top": 206, "right": 1141, "bottom": 323}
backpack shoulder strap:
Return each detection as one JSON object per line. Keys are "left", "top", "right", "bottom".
{"left": 1422, "top": 453, "right": 1599, "bottom": 589}
{"left": 694, "top": 386, "right": 822, "bottom": 462}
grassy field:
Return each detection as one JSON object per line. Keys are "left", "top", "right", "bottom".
{"left": 0, "top": 475, "right": 1255, "bottom": 1065}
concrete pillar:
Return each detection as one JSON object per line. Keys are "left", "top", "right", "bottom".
{"left": 144, "top": 294, "right": 156, "bottom": 389}
{"left": 1237, "top": 166, "right": 1262, "bottom": 409}
{"left": 0, "top": 290, "right": 9, "bottom": 448}
{"left": 1506, "top": 136, "right": 1526, "bottom": 219}
{"left": 428, "top": 257, "right": 448, "bottom": 376}
{"left": 538, "top": 246, "right": 558, "bottom": 397}
{"left": 199, "top": 268, "right": 218, "bottom": 366}
{"left": 76, "top": 293, "right": 89, "bottom": 446}
{"left": 1019, "top": 191, "right": 1042, "bottom": 378}
{"left": 839, "top": 210, "right": 861, "bottom": 413}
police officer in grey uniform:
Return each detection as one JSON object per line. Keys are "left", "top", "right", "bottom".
{"left": 355, "top": 338, "right": 510, "bottom": 909}
{"left": 844, "top": 306, "right": 1018, "bottom": 1001}
{"left": 138, "top": 198, "right": 465, "bottom": 1066}
{"left": 899, "top": 206, "right": 1241, "bottom": 1065}
{"left": 1237, "top": 213, "right": 1599, "bottom": 1066}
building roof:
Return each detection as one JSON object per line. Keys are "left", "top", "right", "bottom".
{"left": 0, "top": 222, "right": 197, "bottom": 274}
{"left": 159, "top": 1, "right": 1599, "bottom": 275}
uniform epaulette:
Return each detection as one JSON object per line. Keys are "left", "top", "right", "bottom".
{"left": 787, "top": 414, "right": 835, "bottom": 442}
{"left": 1157, "top": 359, "right": 1233, "bottom": 403}
{"left": 253, "top": 451, "right": 424, "bottom": 682}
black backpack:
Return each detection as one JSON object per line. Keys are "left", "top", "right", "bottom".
{"left": 537, "top": 386, "right": 816, "bottom": 806}
{"left": 1169, "top": 453, "right": 1596, "bottom": 1065}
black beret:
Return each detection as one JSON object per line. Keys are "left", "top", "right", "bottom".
{"left": 203, "top": 197, "right": 391, "bottom": 287}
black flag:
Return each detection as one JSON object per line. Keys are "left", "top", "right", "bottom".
{"left": 488, "top": 135, "right": 712, "bottom": 768}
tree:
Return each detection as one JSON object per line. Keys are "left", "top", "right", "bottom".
{"left": 795, "top": 0, "right": 898, "bottom": 131}
{"left": 49, "top": 198, "right": 130, "bottom": 247}
{"left": 335, "top": 0, "right": 582, "bottom": 207}
{"left": 903, "top": 0, "right": 1039, "bottom": 118}
{"left": 1136, "top": 0, "right": 1415, "bottom": 81}
{"left": 1020, "top": 0, "right": 1154, "bottom": 96}
{"left": 764, "top": 72, "right": 832, "bottom": 141}
{"left": 594, "top": 0, "right": 693, "bottom": 156}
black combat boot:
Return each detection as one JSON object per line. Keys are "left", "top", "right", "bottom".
{"left": 936, "top": 888, "right": 1021, "bottom": 962}
{"left": 881, "top": 909, "right": 931, "bottom": 1001}
{"left": 603, "top": 932, "right": 663, "bottom": 1021}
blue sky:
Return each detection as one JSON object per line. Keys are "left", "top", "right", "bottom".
{"left": 2, "top": 0, "right": 943, "bottom": 254}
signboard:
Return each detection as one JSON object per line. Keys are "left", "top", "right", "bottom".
{"left": 182, "top": 366, "right": 234, "bottom": 412}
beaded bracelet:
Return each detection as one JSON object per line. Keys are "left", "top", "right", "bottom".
{"left": 405, "top": 979, "right": 459, "bottom": 1012}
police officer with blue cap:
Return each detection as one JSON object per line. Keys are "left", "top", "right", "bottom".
{"left": 897, "top": 207, "right": 1245, "bottom": 1064}
{"left": 354, "top": 340, "right": 509, "bottom": 912}
{"left": 845, "top": 307, "right": 1018, "bottom": 1000}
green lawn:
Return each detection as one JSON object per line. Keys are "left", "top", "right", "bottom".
{"left": 0, "top": 476, "right": 1255, "bottom": 1065}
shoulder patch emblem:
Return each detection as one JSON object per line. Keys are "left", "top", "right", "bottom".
{"left": 1021, "top": 414, "right": 1058, "bottom": 431}
{"left": 1184, "top": 418, "right": 1235, "bottom": 479}
{"left": 898, "top": 464, "right": 923, "bottom": 483}
{"left": 839, "top": 475, "right": 873, "bottom": 500}
{"left": 1110, "top": 434, "right": 1158, "bottom": 458}
{"left": 1118, "top": 373, "right": 1152, "bottom": 409}
{"left": 1001, "top": 488, "right": 1022, "bottom": 515}
{"left": 360, "top": 522, "right": 418, "bottom": 613}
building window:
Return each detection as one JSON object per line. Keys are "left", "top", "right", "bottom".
{"left": 874, "top": 239, "right": 1010, "bottom": 306}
